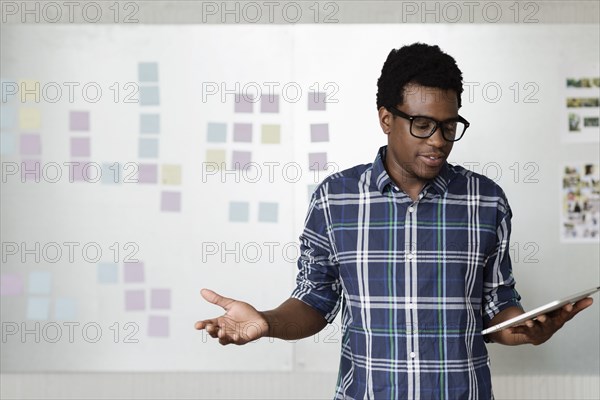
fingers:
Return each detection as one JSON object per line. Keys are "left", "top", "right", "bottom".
{"left": 200, "top": 288, "right": 235, "bottom": 310}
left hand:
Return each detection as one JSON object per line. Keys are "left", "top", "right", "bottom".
{"left": 506, "top": 297, "right": 594, "bottom": 345}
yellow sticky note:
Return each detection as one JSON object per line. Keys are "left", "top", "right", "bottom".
{"left": 19, "top": 108, "right": 41, "bottom": 131}
{"left": 261, "top": 124, "right": 281, "bottom": 144}
{"left": 205, "top": 149, "right": 226, "bottom": 169}
{"left": 161, "top": 164, "right": 181, "bottom": 185}
{"left": 19, "top": 80, "right": 41, "bottom": 103}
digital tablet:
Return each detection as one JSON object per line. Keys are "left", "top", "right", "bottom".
{"left": 482, "top": 286, "right": 600, "bottom": 336}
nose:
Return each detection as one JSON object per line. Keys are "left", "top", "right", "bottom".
{"left": 425, "top": 125, "right": 446, "bottom": 148}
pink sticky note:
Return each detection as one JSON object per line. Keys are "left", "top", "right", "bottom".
{"left": 148, "top": 315, "right": 169, "bottom": 337}
{"left": 261, "top": 94, "right": 279, "bottom": 113}
{"left": 308, "top": 92, "right": 326, "bottom": 111}
{"left": 233, "top": 123, "right": 252, "bottom": 142}
{"left": 231, "top": 151, "right": 251, "bottom": 170}
{"left": 234, "top": 93, "right": 254, "bottom": 113}
{"left": 161, "top": 191, "right": 181, "bottom": 212}
{"left": 71, "top": 137, "right": 90, "bottom": 157}
{"left": 310, "top": 124, "right": 329, "bottom": 142}
{"left": 123, "top": 262, "right": 144, "bottom": 283}
{"left": 70, "top": 111, "right": 89, "bottom": 131}
{"left": 20, "top": 133, "right": 41, "bottom": 155}
{"left": 0, "top": 273, "right": 24, "bottom": 296}
{"left": 125, "top": 289, "right": 145, "bottom": 311}
{"left": 308, "top": 152, "right": 328, "bottom": 171}
{"left": 151, "top": 288, "right": 171, "bottom": 309}
{"left": 137, "top": 164, "right": 158, "bottom": 184}
{"left": 21, "top": 159, "right": 40, "bottom": 182}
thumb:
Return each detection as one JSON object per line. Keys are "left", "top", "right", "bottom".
{"left": 201, "top": 288, "right": 235, "bottom": 310}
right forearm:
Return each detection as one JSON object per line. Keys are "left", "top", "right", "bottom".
{"left": 260, "top": 298, "right": 328, "bottom": 340}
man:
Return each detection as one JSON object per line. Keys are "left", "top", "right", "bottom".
{"left": 195, "top": 43, "right": 593, "bottom": 399}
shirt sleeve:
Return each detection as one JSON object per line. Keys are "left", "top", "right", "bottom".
{"left": 290, "top": 187, "right": 341, "bottom": 323}
{"left": 482, "top": 192, "right": 522, "bottom": 324}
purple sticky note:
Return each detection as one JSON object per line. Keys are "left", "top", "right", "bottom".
{"left": 310, "top": 124, "right": 329, "bottom": 142}
{"left": 70, "top": 111, "right": 90, "bottom": 131}
{"left": 148, "top": 315, "right": 169, "bottom": 337}
{"left": 308, "top": 92, "right": 326, "bottom": 111}
{"left": 20, "top": 133, "right": 41, "bottom": 155}
{"left": 233, "top": 123, "right": 252, "bottom": 142}
{"left": 261, "top": 94, "right": 279, "bottom": 113}
{"left": 137, "top": 163, "right": 158, "bottom": 184}
{"left": 125, "top": 289, "right": 145, "bottom": 311}
{"left": 234, "top": 93, "right": 254, "bottom": 113}
{"left": 71, "top": 137, "right": 90, "bottom": 157}
{"left": 161, "top": 191, "right": 181, "bottom": 212}
{"left": 151, "top": 288, "right": 171, "bottom": 309}
{"left": 123, "top": 262, "right": 145, "bottom": 283}
{"left": 232, "top": 151, "right": 252, "bottom": 170}
{"left": 70, "top": 162, "right": 100, "bottom": 182}
{"left": 309, "top": 152, "right": 328, "bottom": 171}
{"left": 21, "top": 159, "right": 40, "bottom": 182}
{"left": 0, "top": 273, "right": 23, "bottom": 296}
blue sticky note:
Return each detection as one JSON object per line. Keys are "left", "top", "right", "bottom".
{"left": 28, "top": 271, "right": 51, "bottom": 294}
{"left": 27, "top": 297, "right": 50, "bottom": 320}
{"left": 139, "top": 86, "right": 160, "bottom": 106}
{"left": 0, "top": 132, "right": 16, "bottom": 155}
{"left": 140, "top": 114, "right": 160, "bottom": 134}
{"left": 101, "top": 162, "right": 121, "bottom": 184}
{"left": 54, "top": 298, "right": 77, "bottom": 320}
{"left": 258, "top": 202, "right": 278, "bottom": 223}
{"left": 1, "top": 104, "right": 16, "bottom": 129}
{"left": 207, "top": 122, "right": 227, "bottom": 142}
{"left": 307, "top": 184, "right": 318, "bottom": 201}
{"left": 97, "top": 262, "right": 118, "bottom": 283}
{"left": 139, "top": 62, "right": 159, "bottom": 82}
{"left": 139, "top": 138, "right": 159, "bottom": 158}
{"left": 229, "top": 201, "right": 249, "bottom": 222}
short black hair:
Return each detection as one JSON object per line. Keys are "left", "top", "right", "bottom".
{"left": 376, "top": 43, "right": 463, "bottom": 110}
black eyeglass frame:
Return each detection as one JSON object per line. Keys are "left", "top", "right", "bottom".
{"left": 386, "top": 107, "right": 470, "bottom": 142}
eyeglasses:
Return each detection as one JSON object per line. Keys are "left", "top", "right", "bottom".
{"left": 386, "top": 107, "right": 470, "bottom": 142}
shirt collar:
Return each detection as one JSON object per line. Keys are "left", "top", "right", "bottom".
{"left": 372, "top": 145, "right": 455, "bottom": 196}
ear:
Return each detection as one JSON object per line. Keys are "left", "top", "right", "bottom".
{"left": 378, "top": 106, "right": 392, "bottom": 135}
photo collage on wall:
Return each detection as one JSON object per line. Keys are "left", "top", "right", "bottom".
{"left": 561, "top": 163, "right": 600, "bottom": 242}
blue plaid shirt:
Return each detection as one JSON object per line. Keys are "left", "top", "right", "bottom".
{"left": 291, "top": 146, "right": 521, "bottom": 400}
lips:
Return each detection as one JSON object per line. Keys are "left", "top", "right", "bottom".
{"left": 418, "top": 153, "right": 445, "bottom": 167}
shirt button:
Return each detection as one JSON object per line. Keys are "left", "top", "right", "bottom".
{"left": 407, "top": 253, "right": 413, "bottom": 259}
{"left": 408, "top": 206, "right": 414, "bottom": 213}
{"left": 409, "top": 352, "right": 416, "bottom": 359}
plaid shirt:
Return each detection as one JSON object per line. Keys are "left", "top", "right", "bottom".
{"left": 291, "top": 146, "right": 521, "bottom": 400}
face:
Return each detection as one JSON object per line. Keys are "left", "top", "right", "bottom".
{"left": 378, "top": 84, "right": 459, "bottom": 193}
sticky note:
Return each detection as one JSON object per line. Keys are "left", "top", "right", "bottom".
{"left": 207, "top": 122, "right": 227, "bottom": 143}
{"left": 97, "top": 262, "right": 118, "bottom": 283}
{"left": 71, "top": 137, "right": 91, "bottom": 157}
{"left": 308, "top": 92, "right": 326, "bottom": 111}
{"left": 28, "top": 271, "right": 51, "bottom": 294}
{"left": 307, "top": 184, "right": 318, "bottom": 201}
{"left": 125, "top": 289, "right": 145, "bottom": 311}
{"left": 54, "top": 298, "right": 77, "bottom": 320}
{"left": 19, "top": 108, "right": 41, "bottom": 131}
{"left": 71, "top": 161, "right": 98, "bottom": 182}
{"left": 70, "top": 111, "right": 90, "bottom": 131}
{"left": 140, "top": 114, "right": 160, "bottom": 134}
{"left": 19, "top": 80, "right": 40, "bottom": 103}
{"left": 231, "top": 150, "right": 251, "bottom": 170}
{"left": 261, "top": 94, "right": 279, "bottom": 113}
{"left": 229, "top": 201, "right": 249, "bottom": 222}
{"left": 161, "top": 191, "right": 181, "bottom": 212}
{"left": 1, "top": 105, "right": 16, "bottom": 129}
{"left": 19, "top": 133, "right": 41, "bottom": 155}
{"left": 138, "top": 62, "right": 159, "bottom": 82}
{"left": 139, "top": 86, "right": 160, "bottom": 106}
{"left": 27, "top": 297, "right": 50, "bottom": 320}
{"left": 261, "top": 124, "right": 280, "bottom": 144}
{"left": 21, "top": 159, "right": 40, "bottom": 182}
{"left": 258, "top": 202, "right": 278, "bottom": 223}
{"left": 233, "top": 123, "right": 252, "bottom": 142}
{"left": 137, "top": 163, "right": 158, "bottom": 184}
{"left": 309, "top": 152, "right": 328, "bottom": 171}
{"left": 1, "top": 133, "right": 17, "bottom": 155}
{"left": 310, "top": 123, "right": 329, "bottom": 142}
{"left": 0, "top": 273, "right": 23, "bottom": 296}
{"left": 139, "top": 138, "right": 159, "bottom": 158}
{"left": 123, "top": 262, "right": 145, "bottom": 283}
{"left": 206, "top": 149, "right": 226, "bottom": 169}
{"left": 151, "top": 289, "right": 171, "bottom": 309}
{"left": 101, "top": 162, "right": 121, "bottom": 184}
{"left": 148, "top": 315, "right": 169, "bottom": 337}
{"left": 161, "top": 164, "right": 181, "bottom": 185}
{"left": 234, "top": 93, "right": 254, "bottom": 113}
